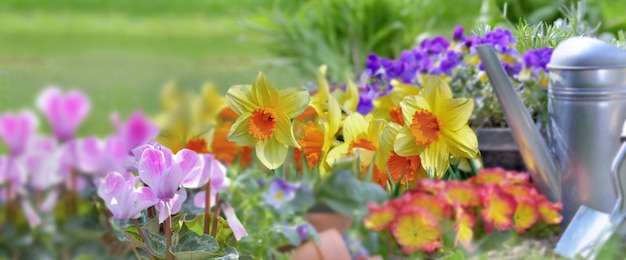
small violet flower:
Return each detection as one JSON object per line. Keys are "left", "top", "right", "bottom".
{"left": 296, "top": 224, "right": 309, "bottom": 242}
{"left": 97, "top": 171, "right": 159, "bottom": 220}
{"left": 265, "top": 178, "right": 299, "bottom": 209}
{"left": 36, "top": 87, "right": 91, "bottom": 142}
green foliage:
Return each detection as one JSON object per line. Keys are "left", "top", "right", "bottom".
{"left": 314, "top": 164, "right": 388, "bottom": 218}
{"left": 169, "top": 232, "right": 220, "bottom": 259}
{"left": 512, "top": 1, "right": 600, "bottom": 53}
{"left": 250, "top": 0, "right": 484, "bottom": 81}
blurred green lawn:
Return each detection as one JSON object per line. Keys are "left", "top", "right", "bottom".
{"left": 0, "top": 0, "right": 304, "bottom": 136}
{"left": 0, "top": 0, "right": 487, "bottom": 136}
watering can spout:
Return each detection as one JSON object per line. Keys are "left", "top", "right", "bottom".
{"left": 476, "top": 44, "right": 560, "bottom": 203}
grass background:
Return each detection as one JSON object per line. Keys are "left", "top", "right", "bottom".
{"left": 0, "top": 0, "right": 491, "bottom": 136}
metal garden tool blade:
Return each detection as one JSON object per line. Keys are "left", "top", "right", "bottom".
{"left": 555, "top": 122, "right": 626, "bottom": 259}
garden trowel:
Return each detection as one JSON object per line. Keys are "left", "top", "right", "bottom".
{"left": 554, "top": 121, "right": 626, "bottom": 259}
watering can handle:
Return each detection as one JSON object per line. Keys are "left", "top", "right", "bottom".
{"left": 611, "top": 121, "right": 626, "bottom": 215}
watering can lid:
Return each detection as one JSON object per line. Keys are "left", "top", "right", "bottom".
{"left": 548, "top": 37, "right": 626, "bottom": 70}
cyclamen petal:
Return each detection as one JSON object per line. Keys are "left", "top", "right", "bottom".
{"left": 210, "top": 159, "right": 229, "bottom": 193}
{"left": 71, "top": 137, "right": 104, "bottom": 173}
{"left": 138, "top": 145, "right": 182, "bottom": 199}
{"left": 98, "top": 171, "right": 158, "bottom": 220}
{"left": 178, "top": 149, "right": 206, "bottom": 189}
{"left": 116, "top": 111, "right": 160, "bottom": 152}
{"left": 193, "top": 191, "right": 216, "bottom": 209}
{"left": 0, "top": 110, "right": 38, "bottom": 156}
{"left": 155, "top": 189, "right": 187, "bottom": 224}
{"left": 21, "top": 199, "right": 41, "bottom": 228}
{"left": 222, "top": 203, "right": 248, "bottom": 241}
{"left": 36, "top": 87, "right": 91, "bottom": 142}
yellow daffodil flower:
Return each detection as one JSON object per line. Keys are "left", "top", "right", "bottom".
{"left": 372, "top": 80, "right": 421, "bottom": 125}
{"left": 326, "top": 113, "right": 386, "bottom": 180}
{"left": 376, "top": 122, "right": 426, "bottom": 187}
{"left": 226, "top": 73, "right": 310, "bottom": 170}
{"left": 394, "top": 76, "right": 478, "bottom": 177}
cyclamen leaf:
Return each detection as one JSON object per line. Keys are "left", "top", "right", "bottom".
{"left": 172, "top": 214, "right": 187, "bottom": 233}
{"left": 209, "top": 247, "right": 239, "bottom": 260}
{"left": 170, "top": 232, "right": 219, "bottom": 260}
{"left": 144, "top": 229, "right": 167, "bottom": 258}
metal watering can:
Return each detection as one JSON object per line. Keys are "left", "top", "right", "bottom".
{"left": 476, "top": 37, "right": 626, "bottom": 228}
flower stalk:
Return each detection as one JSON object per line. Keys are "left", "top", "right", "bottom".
{"left": 132, "top": 218, "right": 155, "bottom": 260}
{"left": 204, "top": 180, "right": 211, "bottom": 234}
{"left": 164, "top": 216, "right": 174, "bottom": 260}
{"left": 211, "top": 195, "right": 222, "bottom": 238}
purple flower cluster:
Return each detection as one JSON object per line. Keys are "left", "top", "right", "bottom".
{"left": 521, "top": 47, "right": 553, "bottom": 82}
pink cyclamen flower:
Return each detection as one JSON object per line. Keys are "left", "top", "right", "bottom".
{"left": 0, "top": 110, "right": 38, "bottom": 156}
{"left": 135, "top": 144, "right": 183, "bottom": 199}
{"left": 112, "top": 111, "right": 160, "bottom": 152}
{"left": 182, "top": 153, "right": 228, "bottom": 189}
{"left": 222, "top": 203, "right": 248, "bottom": 241}
{"left": 98, "top": 171, "right": 159, "bottom": 220}
{"left": 156, "top": 188, "right": 187, "bottom": 224}
{"left": 177, "top": 149, "right": 205, "bottom": 188}
{"left": 24, "top": 135, "right": 63, "bottom": 191}
{"left": 36, "top": 87, "right": 91, "bottom": 142}
{"left": 70, "top": 135, "right": 130, "bottom": 176}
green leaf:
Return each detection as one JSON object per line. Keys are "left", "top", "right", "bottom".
{"left": 124, "top": 230, "right": 147, "bottom": 249}
{"left": 172, "top": 214, "right": 187, "bottom": 233}
{"left": 210, "top": 247, "right": 239, "bottom": 260}
{"left": 271, "top": 224, "right": 301, "bottom": 246}
{"left": 183, "top": 213, "right": 234, "bottom": 244}
{"left": 144, "top": 229, "right": 167, "bottom": 258}
{"left": 169, "top": 232, "right": 219, "bottom": 260}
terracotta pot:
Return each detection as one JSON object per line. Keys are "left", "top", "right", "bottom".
{"left": 306, "top": 212, "right": 353, "bottom": 233}
{"left": 292, "top": 229, "right": 351, "bottom": 260}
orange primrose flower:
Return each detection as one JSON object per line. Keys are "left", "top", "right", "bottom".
{"left": 441, "top": 180, "right": 480, "bottom": 207}
{"left": 537, "top": 198, "right": 563, "bottom": 225}
{"left": 404, "top": 192, "right": 451, "bottom": 219}
{"left": 480, "top": 185, "right": 517, "bottom": 233}
{"left": 390, "top": 207, "right": 442, "bottom": 254}
{"left": 513, "top": 197, "right": 540, "bottom": 233}
{"left": 453, "top": 202, "right": 475, "bottom": 251}
{"left": 364, "top": 202, "right": 397, "bottom": 231}
{"left": 415, "top": 178, "right": 447, "bottom": 195}
{"left": 472, "top": 167, "right": 509, "bottom": 186}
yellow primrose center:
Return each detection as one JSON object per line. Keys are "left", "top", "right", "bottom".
{"left": 410, "top": 109, "right": 441, "bottom": 147}
{"left": 248, "top": 107, "right": 277, "bottom": 140}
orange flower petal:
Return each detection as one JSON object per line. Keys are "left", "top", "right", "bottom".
{"left": 185, "top": 137, "right": 209, "bottom": 154}
{"left": 442, "top": 181, "right": 480, "bottom": 207}
{"left": 513, "top": 198, "right": 539, "bottom": 233}
{"left": 537, "top": 198, "right": 563, "bottom": 225}
{"left": 390, "top": 208, "right": 442, "bottom": 254}
{"left": 415, "top": 178, "right": 447, "bottom": 195}
{"left": 295, "top": 105, "right": 318, "bottom": 121}
{"left": 453, "top": 202, "right": 475, "bottom": 251}
{"left": 472, "top": 167, "right": 508, "bottom": 186}
{"left": 503, "top": 184, "right": 537, "bottom": 199}
{"left": 505, "top": 171, "right": 531, "bottom": 185}
{"left": 387, "top": 151, "right": 425, "bottom": 187}
{"left": 480, "top": 185, "right": 517, "bottom": 233}
{"left": 364, "top": 202, "right": 397, "bottom": 231}
{"left": 404, "top": 193, "right": 451, "bottom": 219}
{"left": 296, "top": 121, "right": 324, "bottom": 170}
